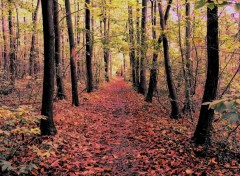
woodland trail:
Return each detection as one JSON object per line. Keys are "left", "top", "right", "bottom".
{"left": 48, "top": 78, "right": 237, "bottom": 175}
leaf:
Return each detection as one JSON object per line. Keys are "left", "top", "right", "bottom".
{"left": 186, "top": 169, "right": 193, "bottom": 174}
{"left": 0, "top": 160, "right": 13, "bottom": 172}
{"left": 221, "top": 112, "right": 239, "bottom": 124}
{"left": 207, "top": 3, "right": 215, "bottom": 10}
{"left": 235, "top": 3, "right": 240, "bottom": 12}
{"left": 195, "top": 0, "right": 206, "bottom": 9}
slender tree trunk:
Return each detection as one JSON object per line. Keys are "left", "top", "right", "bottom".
{"left": 158, "top": 1, "right": 180, "bottom": 119}
{"left": 135, "top": 2, "right": 140, "bottom": 87}
{"left": 65, "top": 0, "right": 80, "bottom": 106}
{"left": 8, "top": 0, "right": 16, "bottom": 84}
{"left": 85, "top": 0, "right": 94, "bottom": 92}
{"left": 103, "top": 0, "right": 109, "bottom": 82}
{"left": 138, "top": 0, "right": 147, "bottom": 94}
{"left": 128, "top": 3, "right": 136, "bottom": 86}
{"left": 40, "top": 0, "right": 57, "bottom": 135}
{"left": 1, "top": 1, "right": 8, "bottom": 72}
{"left": 182, "top": 0, "right": 194, "bottom": 115}
{"left": 29, "top": 0, "right": 41, "bottom": 77}
{"left": 54, "top": 0, "right": 66, "bottom": 100}
{"left": 145, "top": 0, "right": 157, "bottom": 102}
{"left": 193, "top": 2, "right": 219, "bottom": 145}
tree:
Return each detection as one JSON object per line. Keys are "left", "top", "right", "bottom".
{"left": 138, "top": 0, "right": 147, "bottom": 95}
{"left": 193, "top": 1, "right": 219, "bottom": 145}
{"left": 40, "top": 0, "right": 57, "bottom": 135}
{"left": 158, "top": 0, "right": 180, "bottom": 119}
{"left": 85, "top": 0, "right": 94, "bottom": 92}
{"left": 8, "top": 0, "right": 16, "bottom": 84}
{"left": 145, "top": 0, "right": 157, "bottom": 102}
{"left": 1, "top": 0, "right": 8, "bottom": 72}
{"left": 29, "top": 0, "right": 41, "bottom": 77}
{"left": 54, "top": 0, "right": 66, "bottom": 100}
{"left": 65, "top": 0, "right": 80, "bottom": 106}
{"left": 128, "top": 2, "right": 136, "bottom": 87}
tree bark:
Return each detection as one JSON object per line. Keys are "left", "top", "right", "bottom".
{"left": 1, "top": 1, "right": 8, "bottom": 72}
{"left": 138, "top": 0, "right": 147, "bottom": 95}
{"left": 40, "top": 0, "right": 57, "bottom": 135}
{"left": 158, "top": 1, "right": 180, "bottom": 119}
{"left": 85, "top": 0, "right": 94, "bottom": 92}
{"left": 135, "top": 1, "right": 140, "bottom": 87}
{"left": 8, "top": 0, "right": 16, "bottom": 84}
{"left": 128, "top": 3, "right": 136, "bottom": 86}
{"left": 145, "top": 0, "right": 157, "bottom": 102}
{"left": 54, "top": 0, "right": 66, "bottom": 100}
{"left": 29, "top": 0, "right": 41, "bottom": 77}
{"left": 193, "top": 2, "right": 219, "bottom": 145}
{"left": 65, "top": 0, "right": 80, "bottom": 106}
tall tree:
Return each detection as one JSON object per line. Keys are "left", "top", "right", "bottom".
{"left": 85, "top": 0, "right": 94, "bottom": 92}
{"left": 103, "top": 0, "right": 110, "bottom": 82}
{"left": 1, "top": 0, "right": 8, "bottom": 71}
{"left": 193, "top": 2, "right": 219, "bottom": 145}
{"left": 40, "top": 0, "right": 57, "bottom": 135}
{"left": 138, "top": 0, "right": 147, "bottom": 94}
{"left": 54, "top": 0, "right": 66, "bottom": 100}
{"left": 135, "top": 0, "right": 140, "bottom": 87}
{"left": 158, "top": 0, "right": 180, "bottom": 119}
{"left": 29, "top": 0, "right": 41, "bottom": 77}
{"left": 182, "top": 0, "right": 194, "bottom": 114}
{"left": 65, "top": 0, "right": 80, "bottom": 106}
{"left": 145, "top": 0, "right": 157, "bottom": 102}
{"left": 128, "top": 2, "right": 136, "bottom": 86}
{"left": 8, "top": 0, "right": 16, "bottom": 84}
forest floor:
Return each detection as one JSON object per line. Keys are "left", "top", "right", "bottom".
{"left": 1, "top": 77, "right": 239, "bottom": 175}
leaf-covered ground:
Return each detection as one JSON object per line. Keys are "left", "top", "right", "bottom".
{"left": 2, "top": 78, "right": 239, "bottom": 175}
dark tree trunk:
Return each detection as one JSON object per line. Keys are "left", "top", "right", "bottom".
{"left": 40, "top": 0, "right": 57, "bottom": 136}
{"left": 138, "top": 0, "right": 147, "bottom": 95}
{"left": 158, "top": 1, "right": 180, "bottom": 119}
{"left": 135, "top": 2, "right": 140, "bottom": 87}
{"left": 145, "top": 0, "right": 157, "bottom": 102}
{"left": 85, "top": 0, "right": 93, "bottom": 92}
{"left": 182, "top": 0, "right": 194, "bottom": 114}
{"left": 29, "top": 0, "right": 41, "bottom": 77}
{"left": 1, "top": 1, "right": 8, "bottom": 72}
{"left": 193, "top": 3, "right": 219, "bottom": 145}
{"left": 103, "top": 0, "right": 109, "bottom": 82}
{"left": 54, "top": 0, "right": 66, "bottom": 100}
{"left": 128, "top": 4, "right": 136, "bottom": 86}
{"left": 65, "top": 0, "right": 80, "bottom": 106}
{"left": 8, "top": 0, "right": 16, "bottom": 84}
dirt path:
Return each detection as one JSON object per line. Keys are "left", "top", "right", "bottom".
{"left": 51, "top": 78, "right": 239, "bottom": 175}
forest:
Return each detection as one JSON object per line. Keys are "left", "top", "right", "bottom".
{"left": 0, "top": 0, "right": 239, "bottom": 175}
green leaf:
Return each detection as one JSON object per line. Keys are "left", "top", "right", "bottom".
{"left": 235, "top": 3, "right": 240, "bottom": 12}
{"left": 221, "top": 112, "right": 240, "bottom": 124}
{"left": 207, "top": 3, "right": 215, "bottom": 10}
{"left": 195, "top": 0, "right": 206, "bottom": 9}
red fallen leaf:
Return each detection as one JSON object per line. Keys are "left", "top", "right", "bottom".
{"left": 186, "top": 169, "right": 193, "bottom": 174}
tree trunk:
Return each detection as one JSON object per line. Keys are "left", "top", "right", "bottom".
{"left": 103, "top": 0, "right": 109, "bottom": 82}
{"left": 1, "top": 1, "right": 8, "bottom": 72}
{"left": 65, "top": 0, "right": 80, "bottom": 106}
{"left": 29, "top": 0, "right": 41, "bottom": 77}
{"left": 54, "top": 0, "right": 66, "bottom": 100}
{"left": 158, "top": 1, "right": 180, "bottom": 119}
{"left": 135, "top": 1, "right": 140, "bottom": 87}
{"left": 182, "top": 0, "right": 194, "bottom": 115}
{"left": 145, "top": 0, "right": 157, "bottom": 102}
{"left": 85, "top": 0, "right": 93, "bottom": 92}
{"left": 138, "top": 0, "right": 147, "bottom": 95}
{"left": 193, "top": 3, "right": 219, "bottom": 145}
{"left": 8, "top": 0, "right": 16, "bottom": 84}
{"left": 128, "top": 3, "right": 136, "bottom": 86}
{"left": 40, "top": 0, "right": 57, "bottom": 135}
